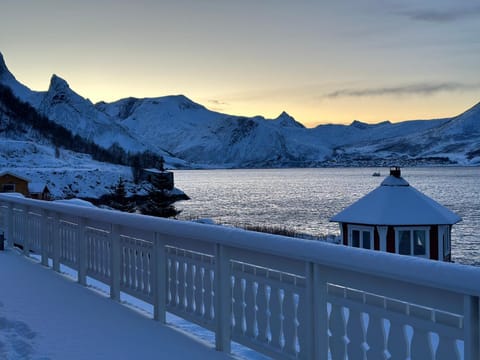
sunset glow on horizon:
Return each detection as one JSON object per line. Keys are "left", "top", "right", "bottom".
{"left": 1, "top": 0, "right": 479, "bottom": 127}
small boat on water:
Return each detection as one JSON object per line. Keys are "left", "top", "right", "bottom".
{"left": 372, "top": 172, "right": 381, "bottom": 177}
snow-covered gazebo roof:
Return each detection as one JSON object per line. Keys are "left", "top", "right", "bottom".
{"left": 330, "top": 168, "right": 461, "bottom": 226}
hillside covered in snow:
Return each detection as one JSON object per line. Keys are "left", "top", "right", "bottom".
{"left": 1, "top": 50, "right": 479, "bottom": 177}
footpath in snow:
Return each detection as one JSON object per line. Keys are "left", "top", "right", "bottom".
{"left": 0, "top": 249, "right": 233, "bottom": 360}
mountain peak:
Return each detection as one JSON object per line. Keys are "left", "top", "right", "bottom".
{"left": 274, "top": 111, "right": 305, "bottom": 128}
{"left": 0, "top": 51, "right": 15, "bottom": 82}
{"left": 0, "top": 51, "right": 8, "bottom": 76}
{"left": 169, "top": 95, "right": 204, "bottom": 110}
{"left": 0, "top": 52, "right": 39, "bottom": 104}
{"left": 48, "top": 74, "right": 70, "bottom": 92}
{"left": 350, "top": 120, "right": 369, "bottom": 129}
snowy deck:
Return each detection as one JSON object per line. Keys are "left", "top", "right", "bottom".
{"left": 0, "top": 250, "right": 233, "bottom": 360}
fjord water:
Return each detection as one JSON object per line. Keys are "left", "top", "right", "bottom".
{"left": 175, "top": 167, "right": 480, "bottom": 266}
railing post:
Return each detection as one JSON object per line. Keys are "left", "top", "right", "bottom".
{"left": 464, "top": 295, "right": 479, "bottom": 359}
{"left": 153, "top": 232, "right": 166, "bottom": 323}
{"left": 6, "top": 202, "right": 13, "bottom": 248}
{"left": 305, "top": 262, "right": 328, "bottom": 359}
{"left": 214, "top": 243, "right": 231, "bottom": 353}
{"left": 52, "top": 212, "right": 61, "bottom": 272}
{"left": 110, "top": 224, "right": 121, "bottom": 301}
{"left": 77, "top": 217, "right": 87, "bottom": 286}
{"left": 40, "top": 210, "right": 49, "bottom": 266}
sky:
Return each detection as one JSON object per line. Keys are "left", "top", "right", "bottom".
{"left": 1, "top": 0, "right": 479, "bottom": 127}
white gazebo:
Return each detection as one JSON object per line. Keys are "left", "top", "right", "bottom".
{"left": 330, "top": 167, "right": 461, "bottom": 261}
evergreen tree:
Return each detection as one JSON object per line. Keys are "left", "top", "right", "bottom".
{"left": 131, "top": 155, "right": 142, "bottom": 184}
{"left": 156, "top": 157, "right": 165, "bottom": 171}
{"left": 109, "top": 177, "right": 136, "bottom": 213}
{"left": 140, "top": 168, "right": 180, "bottom": 218}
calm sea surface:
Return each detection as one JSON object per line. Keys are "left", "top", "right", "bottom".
{"left": 174, "top": 167, "right": 480, "bottom": 266}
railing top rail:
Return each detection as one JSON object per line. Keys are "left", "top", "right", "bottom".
{"left": 2, "top": 193, "right": 480, "bottom": 297}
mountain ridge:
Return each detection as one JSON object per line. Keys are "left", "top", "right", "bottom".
{"left": 0, "top": 51, "right": 479, "bottom": 168}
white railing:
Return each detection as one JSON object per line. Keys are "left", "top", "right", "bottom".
{"left": 1, "top": 193, "right": 479, "bottom": 359}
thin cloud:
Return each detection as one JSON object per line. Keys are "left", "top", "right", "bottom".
{"left": 206, "top": 99, "right": 229, "bottom": 112}
{"left": 208, "top": 99, "right": 229, "bottom": 106}
{"left": 400, "top": 6, "right": 480, "bottom": 22}
{"left": 323, "top": 82, "right": 480, "bottom": 99}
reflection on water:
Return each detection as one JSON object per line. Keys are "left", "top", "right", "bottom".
{"left": 174, "top": 167, "right": 480, "bottom": 266}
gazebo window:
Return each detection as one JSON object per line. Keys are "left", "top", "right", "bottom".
{"left": 395, "top": 227, "right": 430, "bottom": 258}
{"left": 348, "top": 225, "right": 373, "bottom": 250}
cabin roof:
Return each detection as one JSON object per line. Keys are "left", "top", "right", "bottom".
{"left": 0, "top": 171, "right": 31, "bottom": 182}
{"left": 330, "top": 173, "right": 462, "bottom": 226}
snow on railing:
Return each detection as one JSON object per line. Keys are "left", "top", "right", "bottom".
{"left": 1, "top": 193, "right": 480, "bottom": 359}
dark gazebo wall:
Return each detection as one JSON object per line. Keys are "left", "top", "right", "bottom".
{"left": 342, "top": 223, "right": 348, "bottom": 246}
{"left": 386, "top": 227, "right": 396, "bottom": 253}
{"left": 430, "top": 225, "right": 439, "bottom": 261}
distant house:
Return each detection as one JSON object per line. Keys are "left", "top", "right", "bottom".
{"left": 0, "top": 172, "right": 30, "bottom": 196}
{"left": 330, "top": 167, "right": 461, "bottom": 262}
{"left": 142, "top": 168, "right": 174, "bottom": 190}
{"left": 0, "top": 172, "right": 50, "bottom": 200}
{"left": 28, "top": 182, "right": 51, "bottom": 200}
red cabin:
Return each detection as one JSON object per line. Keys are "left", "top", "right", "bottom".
{"left": 330, "top": 167, "right": 461, "bottom": 261}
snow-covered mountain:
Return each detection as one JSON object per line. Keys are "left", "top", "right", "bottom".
{"left": 39, "top": 75, "right": 139, "bottom": 149}
{"left": 333, "top": 104, "right": 480, "bottom": 165}
{"left": 1, "top": 51, "right": 479, "bottom": 168}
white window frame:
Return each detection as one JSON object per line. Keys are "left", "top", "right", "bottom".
{"left": 394, "top": 226, "right": 430, "bottom": 258}
{"left": 438, "top": 225, "right": 451, "bottom": 260}
{"left": 347, "top": 225, "right": 374, "bottom": 250}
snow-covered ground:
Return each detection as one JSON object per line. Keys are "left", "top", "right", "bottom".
{"left": 0, "top": 139, "right": 143, "bottom": 199}
{"left": 0, "top": 249, "right": 235, "bottom": 359}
